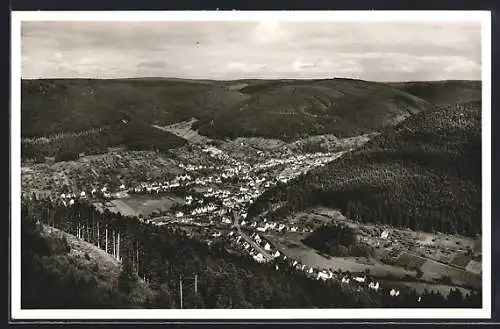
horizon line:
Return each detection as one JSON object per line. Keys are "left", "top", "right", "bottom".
{"left": 20, "top": 76, "right": 482, "bottom": 84}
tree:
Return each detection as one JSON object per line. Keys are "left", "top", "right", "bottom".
{"left": 118, "top": 261, "right": 136, "bottom": 295}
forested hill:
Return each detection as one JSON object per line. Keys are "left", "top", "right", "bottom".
{"left": 21, "top": 78, "right": 247, "bottom": 137}
{"left": 249, "top": 101, "right": 482, "bottom": 237}
{"left": 22, "top": 78, "right": 481, "bottom": 142}
{"left": 388, "top": 80, "right": 481, "bottom": 106}
{"left": 195, "top": 78, "right": 433, "bottom": 141}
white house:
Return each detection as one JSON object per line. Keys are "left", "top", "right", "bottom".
{"left": 273, "top": 251, "right": 281, "bottom": 258}
{"left": 317, "top": 271, "right": 330, "bottom": 281}
{"left": 354, "top": 276, "right": 366, "bottom": 283}
{"left": 253, "top": 253, "right": 265, "bottom": 263}
{"left": 381, "top": 230, "right": 390, "bottom": 239}
{"left": 368, "top": 282, "right": 380, "bottom": 291}
{"left": 264, "top": 243, "right": 271, "bottom": 251}
{"left": 390, "top": 289, "right": 399, "bottom": 297}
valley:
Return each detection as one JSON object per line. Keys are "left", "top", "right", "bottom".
{"left": 20, "top": 77, "right": 483, "bottom": 309}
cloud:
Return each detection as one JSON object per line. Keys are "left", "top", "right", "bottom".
{"left": 21, "top": 20, "right": 482, "bottom": 81}
{"left": 226, "top": 62, "right": 267, "bottom": 72}
{"left": 254, "top": 21, "right": 287, "bottom": 43}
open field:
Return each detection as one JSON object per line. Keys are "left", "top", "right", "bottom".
{"left": 106, "top": 199, "right": 139, "bottom": 217}
{"left": 465, "top": 260, "right": 482, "bottom": 275}
{"left": 119, "top": 194, "right": 184, "bottom": 218}
{"left": 450, "top": 252, "right": 474, "bottom": 269}
{"left": 420, "top": 258, "right": 481, "bottom": 289}
{"left": 395, "top": 252, "right": 427, "bottom": 270}
{"left": 266, "top": 232, "right": 417, "bottom": 278}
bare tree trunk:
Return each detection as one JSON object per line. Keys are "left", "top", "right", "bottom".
{"left": 97, "top": 222, "right": 100, "bottom": 249}
{"left": 105, "top": 225, "right": 108, "bottom": 254}
{"left": 117, "top": 232, "right": 120, "bottom": 261}
{"left": 136, "top": 241, "right": 139, "bottom": 275}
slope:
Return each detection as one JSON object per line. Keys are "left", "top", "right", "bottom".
{"left": 389, "top": 80, "right": 481, "bottom": 106}
{"left": 21, "top": 78, "right": 248, "bottom": 137}
{"left": 196, "top": 78, "right": 433, "bottom": 141}
{"left": 249, "top": 101, "right": 482, "bottom": 237}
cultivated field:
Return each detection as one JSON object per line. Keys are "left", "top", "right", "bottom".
{"left": 120, "top": 195, "right": 184, "bottom": 218}
{"left": 465, "top": 260, "right": 482, "bottom": 275}
{"left": 419, "top": 258, "right": 482, "bottom": 289}
{"left": 266, "top": 232, "right": 417, "bottom": 278}
{"left": 101, "top": 194, "right": 184, "bottom": 218}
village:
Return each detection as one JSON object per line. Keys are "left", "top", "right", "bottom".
{"left": 21, "top": 140, "right": 479, "bottom": 302}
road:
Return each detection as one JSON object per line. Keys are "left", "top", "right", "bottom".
{"left": 233, "top": 213, "right": 273, "bottom": 260}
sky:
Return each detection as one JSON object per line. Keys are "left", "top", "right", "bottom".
{"left": 21, "top": 20, "right": 482, "bottom": 81}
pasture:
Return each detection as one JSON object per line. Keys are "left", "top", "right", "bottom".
{"left": 395, "top": 252, "right": 427, "bottom": 270}
{"left": 266, "top": 232, "right": 417, "bottom": 279}
{"left": 105, "top": 194, "right": 184, "bottom": 218}
{"left": 465, "top": 260, "right": 482, "bottom": 275}
{"left": 420, "top": 259, "right": 482, "bottom": 289}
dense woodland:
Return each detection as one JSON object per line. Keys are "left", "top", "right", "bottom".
{"left": 302, "top": 224, "right": 373, "bottom": 258}
{"left": 249, "top": 102, "right": 482, "bottom": 237}
{"left": 21, "top": 120, "right": 187, "bottom": 162}
{"left": 196, "top": 78, "right": 432, "bottom": 141}
{"left": 21, "top": 78, "right": 244, "bottom": 137}
{"left": 21, "top": 196, "right": 481, "bottom": 308}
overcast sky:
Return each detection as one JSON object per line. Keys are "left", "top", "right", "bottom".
{"left": 21, "top": 20, "right": 481, "bottom": 81}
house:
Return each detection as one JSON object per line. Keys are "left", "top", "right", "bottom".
{"left": 368, "top": 282, "right": 380, "bottom": 291}
{"left": 389, "top": 289, "right": 400, "bottom": 297}
{"left": 308, "top": 267, "right": 314, "bottom": 274}
{"left": 80, "top": 191, "right": 86, "bottom": 198}
{"left": 176, "top": 212, "right": 184, "bottom": 218}
{"left": 317, "top": 271, "right": 330, "bottom": 281}
{"left": 381, "top": 230, "right": 390, "bottom": 239}
{"left": 273, "top": 251, "right": 281, "bottom": 258}
{"left": 253, "top": 253, "right": 266, "bottom": 263}
{"left": 354, "top": 276, "right": 366, "bottom": 283}
{"left": 264, "top": 243, "right": 271, "bottom": 251}
{"left": 257, "top": 226, "right": 267, "bottom": 233}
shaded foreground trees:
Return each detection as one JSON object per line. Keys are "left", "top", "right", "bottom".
{"left": 21, "top": 196, "right": 481, "bottom": 309}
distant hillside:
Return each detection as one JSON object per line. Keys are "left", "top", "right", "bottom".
{"left": 22, "top": 78, "right": 481, "bottom": 142}
{"left": 388, "top": 80, "right": 481, "bottom": 106}
{"left": 196, "top": 78, "right": 433, "bottom": 141}
{"left": 21, "top": 78, "right": 247, "bottom": 137}
{"left": 249, "top": 101, "right": 482, "bottom": 237}
{"left": 22, "top": 119, "right": 187, "bottom": 162}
